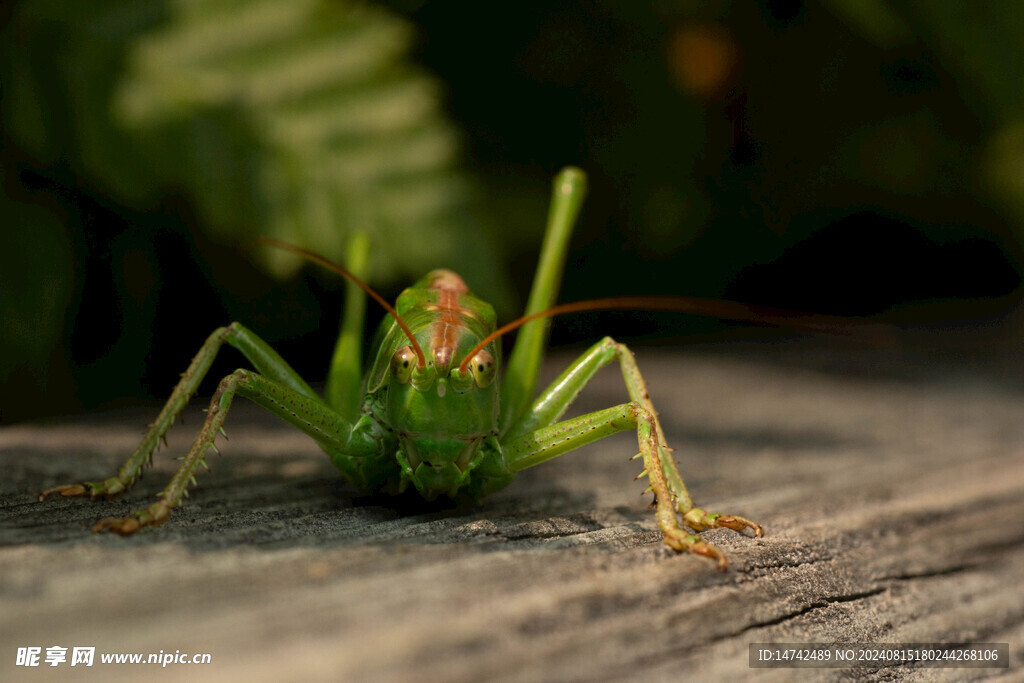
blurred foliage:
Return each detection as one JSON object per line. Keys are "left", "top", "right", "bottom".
{"left": 3, "top": 0, "right": 501, "bottom": 286}
{"left": 0, "top": 180, "right": 76, "bottom": 423}
{"left": 3, "top": 0, "right": 1024, "bottom": 423}
{"left": 827, "top": 0, "right": 1024, "bottom": 224}
{"left": 1, "top": 0, "right": 504, "bottom": 421}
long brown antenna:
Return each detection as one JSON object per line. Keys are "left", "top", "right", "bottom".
{"left": 458, "top": 295, "right": 894, "bottom": 374}
{"left": 260, "top": 238, "right": 427, "bottom": 368}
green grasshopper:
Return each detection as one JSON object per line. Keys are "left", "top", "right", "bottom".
{"left": 40, "top": 167, "right": 763, "bottom": 570}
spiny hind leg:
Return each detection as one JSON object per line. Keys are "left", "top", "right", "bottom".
{"left": 503, "top": 402, "right": 745, "bottom": 569}
{"left": 503, "top": 337, "right": 762, "bottom": 569}
{"left": 92, "top": 369, "right": 365, "bottom": 534}
{"left": 639, "top": 415, "right": 762, "bottom": 570}
{"left": 591, "top": 339, "right": 762, "bottom": 566}
{"left": 39, "top": 323, "right": 320, "bottom": 502}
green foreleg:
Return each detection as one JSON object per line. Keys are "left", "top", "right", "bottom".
{"left": 93, "top": 369, "right": 369, "bottom": 534}
{"left": 40, "top": 323, "right": 321, "bottom": 501}
{"left": 505, "top": 404, "right": 639, "bottom": 470}
{"left": 504, "top": 337, "right": 762, "bottom": 569}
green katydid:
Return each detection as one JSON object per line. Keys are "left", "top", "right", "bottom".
{"left": 40, "top": 167, "right": 775, "bottom": 570}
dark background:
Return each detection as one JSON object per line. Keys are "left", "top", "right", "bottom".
{"left": 3, "top": 1, "right": 1023, "bottom": 423}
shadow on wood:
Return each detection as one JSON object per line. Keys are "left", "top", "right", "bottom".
{"left": 2, "top": 342, "right": 1021, "bottom": 681}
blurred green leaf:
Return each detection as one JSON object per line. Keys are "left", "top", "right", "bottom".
{"left": 3, "top": 0, "right": 507, "bottom": 300}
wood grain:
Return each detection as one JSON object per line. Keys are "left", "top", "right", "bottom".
{"left": 2, "top": 341, "right": 1021, "bottom": 681}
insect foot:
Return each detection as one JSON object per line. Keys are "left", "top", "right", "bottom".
{"left": 38, "top": 484, "right": 89, "bottom": 501}
{"left": 683, "top": 507, "right": 764, "bottom": 538}
{"left": 661, "top": 529, "right": 730, "bottom": 571}
{"left": 92, "top": 501, "right": 172, "bottom": 535}
{"left": 38, "top": 476, "right": 129, "bottom": 502}
{"left": 654, "top": 507, "right": 764, "bottom": 571}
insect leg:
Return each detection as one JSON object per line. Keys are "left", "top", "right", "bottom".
{"left": 503, "top": 337, "right": 762, "bottom": 570}
{"left": 40, "top": 323, "right": 321, "bottom": 501}
{"left": 325, "top": 232, "right": 369, "bottom": 420}
{"left": 92, "top": 369, "right": 381, "bottom": 534}
{"left": 500, "top": 168, "right": 586, "bottom": 429}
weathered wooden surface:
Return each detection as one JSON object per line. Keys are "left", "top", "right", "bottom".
{"left": 2, "top": 341, "right": 1022, "bottom": 681}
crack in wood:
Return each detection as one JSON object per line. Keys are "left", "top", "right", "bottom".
{"left": 732, "top": 587, "right": 889, "bottom": 636}
{"left": 5, "top": 349, "right": 1023, "bottom": 680}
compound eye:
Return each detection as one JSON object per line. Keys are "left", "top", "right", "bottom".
{"left": 468, "top": 350, "right": 496, "bottom": 388}
{"left": 391, "top": 346, "right": 416, "bottom": 384}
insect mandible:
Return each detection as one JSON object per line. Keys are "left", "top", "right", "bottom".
{"left": 40, "top": 167, "right": 764, "bottom": 570}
